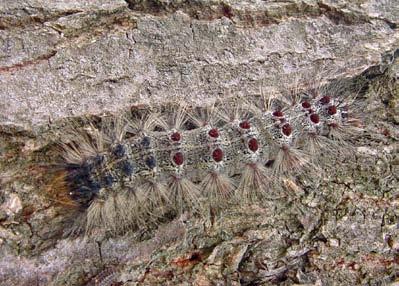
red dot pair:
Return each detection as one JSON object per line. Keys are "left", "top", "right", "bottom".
{"left": 319, "top": 96, "right": 337, "bottom": 115}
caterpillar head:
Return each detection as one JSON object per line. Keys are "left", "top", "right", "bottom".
{"left": 64, "top": 155, "right": 104, "bottom": 207}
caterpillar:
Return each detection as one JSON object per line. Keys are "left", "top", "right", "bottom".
{"left": 46, "top": 73, "right": 363, "bottom": 237}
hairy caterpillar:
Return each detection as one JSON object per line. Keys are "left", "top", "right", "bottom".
{"left": 46, "top": 74, "right": 362, "bottom": 237}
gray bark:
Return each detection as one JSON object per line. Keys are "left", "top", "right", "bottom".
{"left": 0, "top": 1, "right": 398, "bottom": 285}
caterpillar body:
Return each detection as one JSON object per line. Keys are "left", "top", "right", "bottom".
{"left": 47, "top": 78, "right": 362, "bottom": 236}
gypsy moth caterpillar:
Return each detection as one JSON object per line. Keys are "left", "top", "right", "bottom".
{"left": 45, "top": 72, "right": 364, "bottom": 237}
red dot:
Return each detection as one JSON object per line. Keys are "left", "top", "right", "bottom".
{"left": 248, "top": 138, "right": 259, "bottom": 152}
{"left": 208, "top": 128, "right": 219, "bottom": 138}
{"left": 239, "top": 121, "right": 251, "bottom": 129}
{"left": 327, "top": 105, "right": 337, "bottom": 115}
{"left": 302, "top": 101, "right": 311, "bottom": 109}
{"left": 273, "top": 110, "right": 284, "bottom": 117}
{"left": 212, "top": 148, "right": 224, "bottom": 162}
{"left": 281, "top": 123, "right": 292, "bottom": 136}
{"left": 171, "top": 132, "right": 181, "bottom": 142}
{"left": 320, "top": 96, "right": 331, "bottom": 105}
{"left": 172, "top": 152, "right": 184, "bottom": 165}
{"left": 310, "top": 113, "right": 320, "bottom": 124}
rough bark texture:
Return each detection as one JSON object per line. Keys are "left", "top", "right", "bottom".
{"left": 0, "top": 1, "right": 398, "bottom": 285}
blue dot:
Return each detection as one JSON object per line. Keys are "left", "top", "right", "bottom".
{"left": 102, "top": 174, "right": 115, "bottom": 187}
{"left": 141, "top": 136, "right": 151, "bottom": 148}
{"left": 119, "top": 161, "right": 134, "bottom": 176}
{"left": 88, "top": 180, "right": 101, "bottom": 194}
{"left": 112, "top": 144, "right": 125, "bottom": 158}
{"left": 145, "top": 156, "right": 157, "bottom": 169}
{"left": 93, "top": 155, "right": 104, "bottom": 166}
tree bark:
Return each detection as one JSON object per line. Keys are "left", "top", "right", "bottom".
{"left": 0, "top": 1, "right": 398, "bottom": 285}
